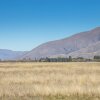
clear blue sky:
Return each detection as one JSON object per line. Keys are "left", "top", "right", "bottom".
{"left": 0, "top": 0, "right": 100, "bottom": 51}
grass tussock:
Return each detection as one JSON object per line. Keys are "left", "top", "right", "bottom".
{"left": 0, "top": 62, "right": 100, "bottom": 100}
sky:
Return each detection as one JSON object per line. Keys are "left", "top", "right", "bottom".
{"left": 0, "top": 0, "right": 100, "bottom": 51}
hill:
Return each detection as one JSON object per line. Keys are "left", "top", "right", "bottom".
{"left": 0, "top": 49, "right": 27, "bottom": 60}
{"left": 21, "top": 27, "right": 100, "bottom": 59}
{"left": 67, "top": 41, "right": 100, "bottom": 59}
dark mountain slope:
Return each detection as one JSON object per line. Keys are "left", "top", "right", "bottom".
{"left": 67, "top": 41, "right": 100, "bottom": 59}
{"left": 21, "top": 27, "right": 100, "bottom": 59}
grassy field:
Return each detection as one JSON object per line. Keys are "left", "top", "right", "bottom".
{"left": 0, "top": 62, "right": 100, "bottom": 100}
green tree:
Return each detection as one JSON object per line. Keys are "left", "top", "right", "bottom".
{"left": 68, "top": 56, "right": 72, "bottom": 62}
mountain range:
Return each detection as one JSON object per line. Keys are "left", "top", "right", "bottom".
{"left": 0, "top": 49, "right": 27, "bottom": 60}
{"left": 0, "top": 27, "right": 100, "bottom": 60}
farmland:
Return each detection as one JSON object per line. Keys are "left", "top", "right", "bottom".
{"left": 0, "top": 62, "right": 100, "bottom": 100}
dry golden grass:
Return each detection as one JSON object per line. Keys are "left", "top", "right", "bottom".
{"left": 0, "top": 62, "right": 100, "bottom": 100}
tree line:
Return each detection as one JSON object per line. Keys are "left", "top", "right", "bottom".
{"left": 0, "top": 55, "right": 100, "bottom": 62}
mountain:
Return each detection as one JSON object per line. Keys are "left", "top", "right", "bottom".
{"left": 0, "top": 27, "right": 100, "bottom": 60}
{"left": 21, "top": 27, "right": 100, "bottom": 59}
{"left": 0, "top": 49, "right": 27, "bottom": 60}
{"left": 67, "top": 41, "right": 100, "bottom": 59}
